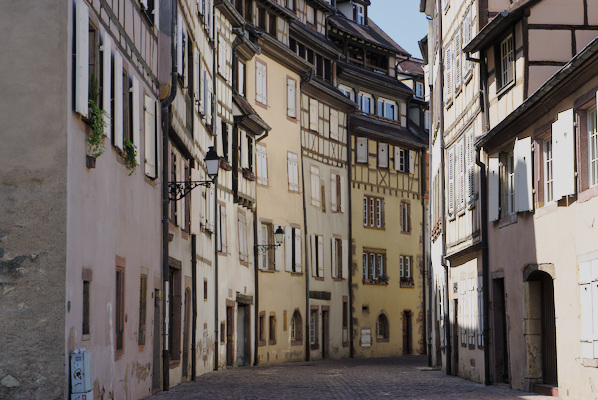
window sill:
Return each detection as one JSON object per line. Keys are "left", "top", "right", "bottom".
{"left": 401, "top": 230, "right": 411, "bottom": 235}
{"left": 258, "top": 340, "right": 266, "bottom": 347}
{"left": 310, "top": 343, "right": 319, "bottom": 351}
{"left": 362, "top": 280, "right": 388, "bottom": 286}
{"left": 376, "top": 338, "right": 389, "bottom": 343}
{"left": 578, "top": 184, "right": 598, "bottom": 203}
{"left": 497, "top": 213, "right": 518, "bottom": 229}
{"left": 496, "top": 80, "right": 515, "bottom": 100}
{"left": 291, "top": 271, "right": 304, "bottom": 277}
{"left": 534, "top": 201, "right": 557, "bottom": 218}
{"left": 259, "top": 269, "right": 276, "bottom": 273}
{"left": 82, "top": 334, "right": 90, "bottom": 341}
{"left": 314, "top": 277, "right": 324, "bottom": 281}
{"left": 333, "top": 278, "right": 344, "bottom": 282}
{"left": 400, "top": 282, "right": 415, "bottom": 288}
{"left": 268, "top": 340, "right": 277, "bottom": 346}
{"left": 291, "top": 340, "right": 303, "bottom": 346}
{"left": 582, "top": 358, "right": 598, "bottom": 368}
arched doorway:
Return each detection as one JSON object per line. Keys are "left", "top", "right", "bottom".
{"left": 523, "top": 265, "right": 557, "bottom": 390}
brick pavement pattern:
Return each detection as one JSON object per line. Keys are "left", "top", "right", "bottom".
{"left": 145, "top": 356, "right": 557, "bottom": 400}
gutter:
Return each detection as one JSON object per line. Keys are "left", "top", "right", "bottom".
{"left": 301, "top": 139, "right": 311, "bottom": 362}
{"left": 212, "top": 3, "right": 219, "bottom": 372}
{"left": 347, "top": 115, "right": 354, "bottom": 358}
{"left": 160, "top": 0, "right": 178, "bottom": 390}
{"left": 420, "top": 147, "right": 427, "bottom": 361}
{"left": 191, "top": 234, "right": 197, "bottom": 379}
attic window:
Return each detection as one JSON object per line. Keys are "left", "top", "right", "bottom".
{"left": 354, "top": 4, "right": 365, "bottom": 25}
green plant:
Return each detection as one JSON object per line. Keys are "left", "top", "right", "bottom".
{"left": 87, "top": 99, "right": 107, "bottom": 158}
{"left": 123, "top": 138, "right": 138, "bottom": 175}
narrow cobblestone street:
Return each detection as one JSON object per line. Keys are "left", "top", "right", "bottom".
{"left": 145, "top": 356, "right": 556, "bottom": 400}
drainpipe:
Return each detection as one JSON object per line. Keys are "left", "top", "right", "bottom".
{"left": 252, "top": 199, "right": 259, "bottom": 366}
{"left": 420, "top": 147, "right": 427, "bottom": 359}
{"left": 212, "top": 4, "right": 219, "bottom": 371}
{"left": 347, "top": 116, "right": 354, "bottom": 358}
{"left": 161, "top": 0, "right": 178, "bottom": 391}
{"left": 301, "top": 150, "right": 311, "bottom": 362}
{"left": 191, "top": 234, "right": 197, "bottom": 379}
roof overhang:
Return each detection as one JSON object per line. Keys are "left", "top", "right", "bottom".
{"left": 350, "top": 114, "right": 427, "bottom": 148}
{"left": 214, "top": 0, "right": 245, "bottom": 27}
{"left": 232, "top": 94, "right": 271, "bottom": 135}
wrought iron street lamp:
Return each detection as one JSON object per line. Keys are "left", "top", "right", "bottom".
{"left": 255, "top": 226, "right": 285, "bottom": 253}
{"left": 168, "top": 146, "right": 220, "bottom": 201}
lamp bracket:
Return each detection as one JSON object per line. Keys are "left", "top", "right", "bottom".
{"left": 168, "top": 180, "right": 213, "bottom": 202}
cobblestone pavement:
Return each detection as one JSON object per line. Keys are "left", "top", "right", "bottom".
{"left": 146, "top": 356, "right": 557, "bottom": 400}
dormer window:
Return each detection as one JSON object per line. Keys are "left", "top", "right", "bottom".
{"left": 354, "top": 4, "right": 365, "bottom": 25}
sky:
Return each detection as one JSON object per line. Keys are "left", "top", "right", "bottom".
{"left": 368, "top": 0, "right": 429, "bottom": 59}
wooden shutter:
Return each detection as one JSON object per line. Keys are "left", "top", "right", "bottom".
{"left": 447, "top": 147, "right": 455, "bottom": 215}
{"left": 220, "top": 205, "right": 227, "bottom": 253}
{"left": 317, "top": 236, "right": 324, "bottom": 278}
{"left": 310, "top": 235, "right": 316, "bottom": 277}
{"left": 378, "top": 143, "right": 389, "bottom": 168}
{"left": 287, "top": 78, "right": 296, "bottom": 118}
{"left": 477, "top": 276, "right": 484, "bottom": 346}
{"left": 553, "top": 109, "right": 575, "bottom": 200}
{"left": 357, "top": 137, "right": 368, "bottom": 163}
{"left": 257, "top": 222, "right": 264, "bottom": 270}
{"left": 113, "top": 52, "right": 123, "bottom": 150}
{"left": 409, "top": 150, "right": 416, "bottom": 174}
{"left": 102, "top": 34, "right": 112, "bottom": 134}
{"left": 194, "top": 48, "right": 200, "bottom": 104}
{"left": 144, "top": 95, "right": 156, "bottom": 177}
{"left": 241, "top": 131, "right": 248, "bottom": 168}
{"left": 445, "top": 45, "right": 452, "bottom": 103}
{"left": 309, "top": 99, "right": 318, "bottom": 131}
{"left": 177, "top": 13, "right": 183, "bottom": 76}
{"left": 394, "top": 147, "right": 402, "bottom": 171}
{"left": 288, "top": 152, "right": 299, "bottom": 191}
{"left": 467, "top": 129, "right": 475, "bottom": 202}
{"left": 330, "top": 110, "right": 339, "bottom": 140}
{"left": 330, "top": 238, "right": 337, "bottom": 278}
{"left": 456, "top": 140, "right": 464, "bottom": 209}
{"left": 183, "top": 28, "right": 189, "bottom": 88}
{"left": 132, "top": 77, "right": 140, "bottom": 165}
{"left": 488, "top": 153, "right": 499, "bottom": 221}
{"left": 285, "top": 226, "right": 293, "bottom": 272}
{"left": 294, "top": 228, "right": 302, "bottom": 272}
{"left": 454, "top": 30, "right": 461, "bottom": 92}
{"left": 330, "top": 173, "right": 338, "bottom": 212}
{"left": 342, "top": 239, "right": 348, "bottom": 279}
{"left": 514, "top": 137, "right": 533, "bottom": 212}
{"left": 75, "top": 0, "right": 89, "bottom": 116}
{"left": 275, "top": 226, "right": 282, "bottom": 271}
{"left": 340, "top": 175, "right": 347, "bottom": 213}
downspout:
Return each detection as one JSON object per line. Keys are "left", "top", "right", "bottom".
{"left": 191, "top": 234, "right": 197, "bottom": 379}
{"left": 347, "top": 116, "right": 354, "bottom": 358}
{"left": 161, "top": 0, "right": 178, "bottom": 391}
{"left": 420, "top": 147, "right": 426, "bottom": 359}
{"left": 212, "top": 3, "right": 220, "bottom": 372}
{"left": 301, "top": 147, "right": 311, "bottom": 362}
{"left": 252, "top": 198, "right": 259, "bottom": 366}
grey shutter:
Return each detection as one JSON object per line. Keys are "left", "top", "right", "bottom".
{"left": 514, "top": 137, "right": 532, "bottom": 212}
{"left": 75, "top": 0, "right": 89, "bottom": 116}
{"left": 553, "top": 109, "right": 575, "bottom": 200}
{"left": 488, "top": 153, "right": 500, "bottom": 221}
{"left": 285, "top": 226, "right": 292, "bottom": 272}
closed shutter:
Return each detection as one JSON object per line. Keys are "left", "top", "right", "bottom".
{"left": 206, "top": 79, "right": 213, "bottom": 125}
{"left": 356, "top": 137, "right": 368, "bottom": 163}
{"left": 445, "top": 45, "right": 452, "bottom": 103}
{"left": 478, "top": 276, "right": 484, "bottom": 346}
{"left": 274, "top": 226, "right": 282, "bottom": 271}
{"left": 553, "top": 109, "right": 575, "bottom": 200}
{"left": 144, "top": 95, "right": 157, "bottom": 177}
{"left": 310, "top": 235, "right": 316, "bottom": 277}
{"left": 310, "top": 99, "right": 318, "bottom": 131}
{"left": 394, "top": 147, "right": 402, "bottom": 171}
{"left": 285, "top": 226, "right": 293, "bottom": 272}
{"left": 330, "top": 173, "right": 338, "bottom": 212}
{"left": 177, "top": 13, "right": 183, "bottom": 76}
{"left": 317, "top": 236, "right": 324, "bottom": 278}
{"left": 454, "top": 30, "right": 461, "bottom": 92}
{"left": 330, "top": 110, "right": 339, "bottom": 140}
{"left": 409, "top": 150, "right": 415, "bottom": 174}
{"left": 183, "top": 28, "right": 188, "bottom": 88}
{"left": 102, "top": 34, "right": 112, "bottom": 134}
{"left": 378, "top": 143, "right": 389, "bottom": 168}
{"left": 342, "top": 239, "right": 348, "bottom": 279}
{"left": 467, "top": 128, "right": 475, "bottom": 202}
{"left": 113, "top": 52, "right": 123, "bottom": 150}
{"left": 514, "top": 137, "right": 533, "bottom": 212}
{"left": 331, "top": 238, "right": 337, "bottom": 278}
{"left": 456, "top": 140, "right": 464, "bottom": 209}
{"left": 488, "top": 153, "right": 500, "bottom": 221}
{"left": 194, "top": 48, "right": 200, "bottom": 104}
{"left": 294, "top": 228, "right": 302, "bottom": 272}
{"left": 75, "top": 0, "right": 89, "bottom": 116}
{"left": 207, "top": 186, "right": 215, "bottom": 232}
{"left": 257, "top": 222, "right": 264, "bottom": 270}
{"left": 580, "top": 261, "right": 593, "bottom": 358}
{"left": 220, "top": 205, "right": 227, "bottom": 253}
{"left": 202, "top": 69, "right": 207, "bottom": 115}
{"left": 241, "top": 131, "right": 248, "bottom": 168}
{"left": 287, "top": 78, "right": 296, "bottom": 118}
{"left": 340, "top": 175, "right": 347, "bottom": 213}
{"left": 132, "top": 77, "right": 140, "bottom": 165}
{"left": 288, "top": 153, "right": 299, "bottom": 191}
{"left": 447, "top": 147, "right": 455, "bottom": 215}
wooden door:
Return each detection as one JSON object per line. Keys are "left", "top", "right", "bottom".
{"left": 541, "top": 275, "right": 557, "bottom": 384}
{"left": 226, "top": 306, "right": 234, "bottom": 366}
{"left": 152, "top": 289, "right": 161, "bottom": 392}
{"left": 322, "top": 310, "right": 329, "bottom": 359}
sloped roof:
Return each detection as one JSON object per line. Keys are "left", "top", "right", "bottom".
{"left": 232, "top": 94, "right": 271, "bottom": 134}
{"left": 398, "top": 58, "right": 425, "bottom": 77}
{"left": 351, "top": 114, "right": 427, "bottom": 148}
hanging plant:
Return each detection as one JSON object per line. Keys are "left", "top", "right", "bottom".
{"left": 85, "top": 74, "right": 107, "bottom": 160}
{"left": 123, "top": 138, "right": 138, "bottom": 175}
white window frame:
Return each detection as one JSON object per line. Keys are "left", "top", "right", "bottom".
{"left": 287, "top": 152, "right": 299, "bottom": 192}
{"left": 338, "top": 85, "right": 355, "bottom": 101}
{"left": 544, "top": 138, "right": 554, "bottom": 203}
{"left": 499, "top": 34, "right": 514, "bottom": 89}
{"left": 355, "top": 4, "right": 364, "bottom": 24}
{"left": 256, "top": 144, "right": 268, "bottom": 185}
{"left": 377, "top": 98, "right": 397, "bottom": 121}
{"left": 287, "top": 77, "right": 297, "bottom": 118}
{"left": 415, "top": 82, "right": 424, "bottom": 98}
{"left": 589, "top": 107, "right": 598, "bottom": 187}
{"left": 310, "top": 165, "right": 321, "bottom": 207}
{"left": 256, "top": 59, "right": 267, "bottom": 104}
{"left": 358, "top": 93, "right": 373, "bottom": 114}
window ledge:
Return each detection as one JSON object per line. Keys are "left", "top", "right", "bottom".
{"left": 314, "top": 277, "right": 324, "bottom": 281}
{"left": 582, "top": 358, "right": 598, "bottom": 368}
{"left": 258, "top": 340, "right": 266, "bottom": 347}
{"left": 496, "top": 80, "right": 515, "bottom": 100}
{"left": 400, "top": 282, "right": 415, "bottom": 288}
{"left": 497, "top": 213, "right": 518, "bottom": 228}
{"left": 578, "top": 185, "right": 598, "bottom": 203}
{"left": 291, "top": 340, "right": 303, "bottom": 346}
{"left": 376, "top": 338, "right": 389, "bottom": 343}
{"left": 290, "top": 272, "right": 304, "bottom": 277}
{"left": 534, "top": 201, "right": 558, "bottom": 219}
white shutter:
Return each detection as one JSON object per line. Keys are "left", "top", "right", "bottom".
{"left": 454, "top": 30, "right": 461, "bottom": 92}
{"left": 194, "top": 48, "right": 200, "bottom": 103}
{"left": 275, "top": 226, "right": 282, "bottom": 271}
{"left": 340, "top": 175, "right": 347, "bottom": 213}
{"left": 378, "top": 143, "right": 389, "bottom": 168}
{"left": 102, "top": 34, "right": 112, "bottom": 134}
{"left": 357, "top": 137, "right": 368, "bottom": 163}
{"left": 310, "top": 235, "right": 317, "bottom": 277}
{"left": 477, "top": 276, "right": 484, "bottom": 346}
{"left": 514, "top": 137, "right": 533, "bottom": 212}
{"left": 201, "top": 69, "right": 207, "bottom": 114}
{"left": 309, "top": 99, "right": 318, "bottom": 131}
{"left": 206, "top": 79, "right": 213, "bottom": 125}
{"left": 409, "top": 150, "right": 416, "bottom": 174}
{"left": 132, "top": 77, "right": 140, "bottom": 165}
{"left": 144, "top": 95, "right": 157, "bottom": 177}
{"left": 285, "top": 226, "right": 293, "bottom": 272}
{"left": 287, "top": 79, "right": 296, "bottom": 118}
{"left": 330, "top": 110, "right": 339, "bottom": 140}
{"left": 294, "top": 228, "right": 302, "bottom": 272}
{"left": 445, "top": 45, "right": 452, "bottom": 103}
{"left": 342, "top": 239, "right": 348, "bottom": 279}
{"left": 394, "top": 147, "right": 401, "bottom": 171}
{"left": 592, "top": 259, "right": 598, "bottom": 357}
{"left": 330, "top": 173, "right": 338, "bottom": 212}
{"left": 447, "top": 148, "right": 455, "bottom": 215}
{"left": 183, "top": 28, "right": 189, "bottom": 88}
{"left": 288, "top": 153, "right": 299, "bottom": 191}
{"left": 75, "top": 0, "right": 89, "bottom": 116}
{"left": 553, "top": 109, "right": 575, "bottom": 200}
{"left": 257, "top": 222, "right": 264, "bottom": 270}
{"left": 467, "top": 128, "right": 475, "bottom": 202}
{"left": 317, "top": 236, "right": 324, "bottom": 278}
{"left": 331, "top": 238, "right": 337, "bottom": 278}
{"left": 113, "top": 53, "right": 123, "bottom": 150}
{"left": 488, "top": 153, "right": 500, "bottom": 221}
{"left": 456, "top": 140, "right": 464, "bottom": 209}
{"left": 580, "top": 261, "right": 593, "bottom": 358}
{"left": 241, "top": 131, "right": 248, "bottom": 168}
{"left": 177, "top": 13, "right": 183, "bottom": 76}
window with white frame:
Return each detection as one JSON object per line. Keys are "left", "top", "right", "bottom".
{"left": 287, "top": 152, "right": 300, "bottom": 192}
{"left": 330, "top": 172, "right": 346, "bottom": 213}
{"left": 238, "top": 212, "right": 248, "bottom": 262}
{"left": 424, "top": 110, "right": 431, "bottom": 131}
{"left": 415, "top": 82, "right": 424, "bottom": 98}
{"left": 454, "top": 28, "right": 462, "bottom": 94}
{"left": 400, "top": 255, "right": 413, "bottom": 285}
{"left": 363, "top": 195, "right": 384, "bottom": 228}
{"left": 330, "top": 237, "right": 346, "bottom": 279}
{"left": 284, "top": 226, "right": 302, "bottom": 273}
{"left": 498, "top": 34, "right": 514, "bottom": 90}
{"left": 287, "top": 78, "right": 297, "bottom": 118}
{"left": 400, "top": 201, "right": 410, "bottom": 233}
{"left": 309, "top": 98, "right": 319, "bottom": 131}
{"left": 456, "top": 138, "right": 465, "bottom": 210}
{"left": 444, "top": 43, "right": 452, "bottom": 105}
{"left": 466, "top": 128, "right": 476, "bottom": 203}
{"left": 256, "top": 59, "right": 267, "bottom": 104}
{"left": 544, "top": 138, "right": 554, "bottom": 203}
{"left": 358, "top": 93, "right": 373, "bottom": 114}
{"left": 237, "top": 60, "right": 246, "bottom": 97}
{"left": 463, "top": 9, "right": 473, "bottom": 74}
{"left": 311, "top": 235, "right": 324, "bottom": 278}
{"left": 291, "top": 310, "right": 302, "bottom": 342}
{"left": 579, "top": 259, "right": 598, "bottom": 359}
{"left": 338, "top": 85, "right": 355, "bottom": 101}
{"left": 256, "top": 144, "right": 268, "bottom": 185}
{"left": 356, "top": 137, "right": 368, "bottom": 163}
{"left": 395, "top": 148, "right": 407, "bottom": 172}
{"left": 354, "top": 4, "right": 364, "bottom": 24}
{"left": 589, "top": 107, "right": 598, "bottom": 187}
{"left": 363, "top": 250, "right": 386, "bottom": 281}
{"left": 377, "top": 98, "right": 397, "bottom": 120}
{"left": 310, "top": 166, "right": 321, "bottom": 207}
{"left": 310, "top": 309, "right": 319, "bottom": 345}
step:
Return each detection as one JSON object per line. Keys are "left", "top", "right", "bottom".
{"left": 533, "top": 383, "right": 559, "bottom": 397}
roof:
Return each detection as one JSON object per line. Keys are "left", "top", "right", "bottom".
{"left": 477, "top": 36, "right": 598, "bottom": 149}
{"left": 232, "top": 94, "right": 271, "bottom": 134}
{"left": 351, "top": 114, "right": 427, "bottom": 148}
{"left": 289, "top": 20, "right": 340, "bottom": 57}
{"left": 397, "top": 57, "right": 425, "bottom": 77}
{"left": 328, "top": 13, "right": 409, "bottom": 56}
{"left": 337, "top": 61, "right": 413, "bottom": 96}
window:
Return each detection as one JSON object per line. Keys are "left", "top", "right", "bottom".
{"left": 354, "top": 4, "right": 365, "bottom": 24}
{"left": 168, "top": 266, "right": 182, "bottom": 360}
{"left": 376, "top": 313, "right": 389, "bottom": 340}
{"left": 477, "top": 276, "right": 484, "bottom": 347}
{"left": 356, "top": 137, "right": 368, "bottom": 163}
{"left": 256, "top": 59, "right": 267, "bottom": 104}
{"left": 288, "top": 152, "right": 300, "bottom": 191}
{"left": 256, "top": 144, "right": 268, "bottom": 185}
{"left": 311, "top": 235, "right": 324, "bottom": 278}
{"left": 82, "top": 280, "right": 90, "bottom": 338}
{"left": 204, "top": 279, "right": 208, "bottom": 301}
{"left": 330, "top": 172, "right": 346, "bottom": 213}
{"left": 138, "top": 274, "right": 147, "bottom": 346}
{"left": 269, "top": 315, "right": 277, "bottom": 344}
{"left": 415, "top": 82, "right": 424, "bottom": 98}
{"left": 258, "top": 222, "right": 278, "bottom": 271}
{"left": 291, "top": 310, "right": 302, "bottom": 343}
{"left": 362, "top": 250, "right": 386, "bottom": 282}
{"left": 463, "top": 9, "right": 473, "bottom": 74}
{"left": 444, "top": 44, "right": 452, "bottom": 105}
{"left": 258, "top": 312, "right": 266, "bottom": 344}
{"left": 377, "top": 99, "right": 396, "bottom": 120}
{"left": 394, "top": 147, "right": 414, "bottom": 173}
{"left": 284, "top": 226, "right": 302, "bottom": 273}
{"left": 268, "top": 13, "right": 277, "bottom": 37}
{"left": 456, "top": 139, "right": 465, "bottom": 210}
{"left": 342, "top": 298, "right": 349, "bottom": 346}
{"left": 589, "top": 107, "right": 598, "bottom": 187}
{"left": 115, "top": 267, "right": 125, "bottom": 352}
{"left": 257, "top": 6, "right": 267, "bottom": 30}
{"left": 501, "top": 150, "right": 515, "bottom": 217}
{"left": 309, "top": 98, "right": 319, "bottom": 131}
{"left": 238, "top": 212, "right": 248, "bottom": 262}
{"left": 579, "top": 259, "right": 598, "bottom": 359}
{"left": 310, "top": 166, "right": 321, "bottom": 207}
{"left": 447, "top": 147, "right": 455, "bottom": 216}
{"left": 498, "top": 34, "right": 514, "bottom": 90}
{"left": 363, "top": 196, "right": 384, "bottom": 228}
{"left": 330, "top": 237, "right": 347, "bottom": 279}
{"left": 329, "top": 110, "right": 339, "bottom": 141}
{"left": 401, "top": 201, "right": 411, "bottom": 233}
{"left": 466, "top": 128, "right": 476, "bottom": 203}
{"left": 424, "top": 110, "right": 430, "bottom": 130}
{"left": 237, "top": 61, "right": 246, "bottom": 96}
{"left": 454, "top": 29, "right": 462, "bottom": 94}
{"left": 144, "top": 95, "right": 158, "bottom": 178}
{"left": 217, "top": 203, "right": 227, "bottom": 254}
{"left": 400, "top": 255, "right": 413, "bottom": 286}
{"left": 285, "top": 0, "right": 295, "bottom": 11}
{"left": 287, "top": 78, "right": 297, "bottom": 118}
{"left": 358, "top": 93, "right": 372, "bottom": 114}
{"left": 378, "top": 143, "right": 389, "bottom": 168}
{"left": 306, "top": 5, "right": 315, "bottom": 25}
{"left": 310, "top": 308, "right": 319, "bottom": 347}
{"left": 544, "top": 138, "right": 554, "bottom": 203}
{"left": 338, "top": 85, "right": 355, "bottom": 101}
